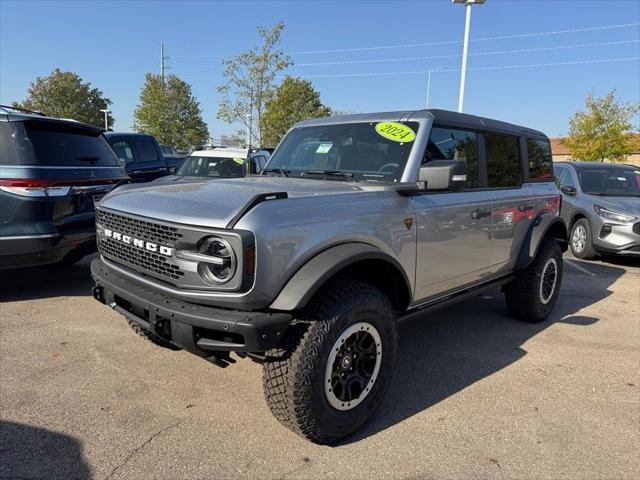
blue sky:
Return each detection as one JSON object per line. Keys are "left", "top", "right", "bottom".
{"left": 1, "top": 0, "right": 639, "bottom": 139}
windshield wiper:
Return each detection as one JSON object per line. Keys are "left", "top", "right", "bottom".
{"left": 303, "top": 170, "right": 356, "bottom": 181}
{"left": 262, "top": 168, "right": 290, "bottom": 177}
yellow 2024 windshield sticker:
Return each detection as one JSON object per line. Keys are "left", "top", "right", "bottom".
{"left": 375, "top": 122, "right": 416, "bottom": 142}
{"left": 233, "top": 157, "right": 245, "bottom": 165}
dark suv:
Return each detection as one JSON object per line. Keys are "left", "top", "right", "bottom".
{"left": 104, "top": 132, "right": 184, "bottom": 182}
{"left": 0, "top": 106, "right": 128, "bottom": 270}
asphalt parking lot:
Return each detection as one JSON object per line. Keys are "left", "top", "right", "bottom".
{"left": 1, "top": 253, "right": 638, "bottom": 480}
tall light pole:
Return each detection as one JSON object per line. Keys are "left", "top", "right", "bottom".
{"left": 452, "top": 0, "right": 485, "bottom": 112}
{"left": 426, "top": 66, "right": 444, "bottom": 108}
{"left": 100, "top": 109, "right": 110, "bottom": 130}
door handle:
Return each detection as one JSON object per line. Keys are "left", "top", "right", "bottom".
{"left": 471, "top": 209, "right": 491, "bottom": 219}
{"left": 519, "top": 205, "right": 534, "bottom": 212}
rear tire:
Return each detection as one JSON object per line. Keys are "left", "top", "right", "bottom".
{"left": 262, "top": 279, "right": 398, "bottom": 445}
{"left": 504, "top": 238, "right": 563, "bottom": 323}
{"left": 127, "top": 320, "right": 181, "bottom": 351}
{"left": 570, "top": 218, "right": 597, "bottom": 259}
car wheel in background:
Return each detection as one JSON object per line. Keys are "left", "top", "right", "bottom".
{"left": 570, "top": 218, "right": 597, "bottom": 259}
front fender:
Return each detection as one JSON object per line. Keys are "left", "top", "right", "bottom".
{"left": 515, "top": 214, "right": 568, "bottom": 270}
{"left": 269, "top": 242, "right": 410, "bottom": 311}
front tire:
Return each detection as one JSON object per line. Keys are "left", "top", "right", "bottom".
{"left": 262, "top": 279, "right": 398, "bottom": 444}
{"left": 504, "top": 238, "right": 563, "bottom": 323}
{"left": 570, "top": 218, "right": 597, "bottom": 259}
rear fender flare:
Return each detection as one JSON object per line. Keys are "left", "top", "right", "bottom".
{"left": 515, "top": 214, "right": 568, "bottom": 270}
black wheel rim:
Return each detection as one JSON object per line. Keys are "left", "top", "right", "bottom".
{"left": 324, "top": 322, "right": 382, "bottom": 411}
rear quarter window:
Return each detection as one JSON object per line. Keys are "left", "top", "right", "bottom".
{"left": 16, "top": 121, "right": 119, "bottom": 166}
{"left": 527, "top": 138, "right": 553, "bottom": 181}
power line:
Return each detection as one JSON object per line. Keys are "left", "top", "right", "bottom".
{"left": 300, "top": 56, "right": 640, "bottom": 78}
{"left": 292, "top": 39, "right": 639, "bottom": 67}
{"left": 169, "top": 22, "right": 640, "bottom": 59}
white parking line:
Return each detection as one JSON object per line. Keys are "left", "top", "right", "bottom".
{"left": 565, "top": 258, "right": 597, "bottom": 276}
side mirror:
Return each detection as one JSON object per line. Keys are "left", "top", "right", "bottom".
{"left": 560, "top": 185, "right": 576, "bottom": 196}
{"left": 420, "top": 160, "right": 467, "bottom": 192}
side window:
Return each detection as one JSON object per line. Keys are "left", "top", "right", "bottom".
{"left": 111, "top": 140, "right": 136, "bottom": 165}
{"left": 558, "top": 169, "right": 575, "bottom": 188}
{"left": 485, "top": 133, "right": 522, "bottom": 188}
{"left": 424, "top": 127, "right": 479, "bottom": 189}
{"left": 134, "top": 140, "right": 160, "bottom": 162}
{"left": 553, "top": 166, "right": 565, "bottom": 187}
{"left": 527, "top": 138, "right": 553, "bottom": 181}
{"left": 255, "top": 155, "right": 267, "bottom": 172}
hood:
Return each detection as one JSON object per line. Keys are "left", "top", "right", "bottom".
{"left": 586, "top": 194, "right": 640, "bottom": 215}
{"left": 100, "top": 176, "right": 364, "bottom": 228}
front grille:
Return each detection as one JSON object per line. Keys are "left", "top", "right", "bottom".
{"left": 633, "top": 222, "right": 640, "bottom": 236}
{"left": 96, "top": 209, "right": 183, "bottom": 244}
{"left": 96, "top": 209, "right": 184, "bottom": 281}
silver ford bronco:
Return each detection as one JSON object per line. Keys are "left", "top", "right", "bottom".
{"left": 91, "top": 109, "right": 567, "bottom": 444}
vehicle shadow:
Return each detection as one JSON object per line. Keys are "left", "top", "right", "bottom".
{"left": 0, "top": 254, "right": 95, "bottom": 302}
{"left": 0, "top": 420, "right": 92, "bottom": 480}
{"left": 344, "top": 258, "right": 626, "bottom": 444}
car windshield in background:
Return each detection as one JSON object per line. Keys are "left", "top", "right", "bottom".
{"left": 177, "top": 156, "right": 245, "bottom": 178}
{"left": 578, "top": 167, "right": 640, "bottom": 197}
{"left": 15, "top": 121, "right": 119, "bottom": 166}
{"left": 264, "top": 121, "right": 419, "bottom": 183}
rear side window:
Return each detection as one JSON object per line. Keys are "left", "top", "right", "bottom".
{"left": 134, "top": 140, "right": 160, "bottom": 162}
{"left": 485, "top": 133, "right": 522, "bottom": 188}
{"left": 0, "top": 122, "right": 21, "bottom": 165}
{"left": 111, "top": 140, "right": 136, "bottom": 164}
{"left": 527, "top": 138, "right": 553, "bottom": 181}
{"left": 424, "top": 127, "right": 479, "bottom": 189}
{"left": 16, "top": 121, "right": 119, "bottom": 166}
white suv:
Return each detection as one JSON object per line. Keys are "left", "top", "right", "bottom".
{"left": 160, "top": 146, "right": 270, "bottom": 180}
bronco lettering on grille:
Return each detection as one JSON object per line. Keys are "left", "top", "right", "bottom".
{"left": 102, "top": 228, "right": 174, "bottom": 256}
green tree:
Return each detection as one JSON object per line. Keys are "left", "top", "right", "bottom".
{"left": 13, "top": 68, "right": 113, "bottom": 128}
{"left": 217, "top": 22, "right": 291, "bottom": 146}
{"left": 565, "top": 91, "right": 639, "bottom": 162}
{"left": 261, "top": 76, "right": 331, "bottom": 147}
{"left": 133, "top": 73, "right": 209, "bottom": 150}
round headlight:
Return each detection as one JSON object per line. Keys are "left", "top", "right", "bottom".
{"left": 197, "top": 236, "right": 236, "bottom": 284}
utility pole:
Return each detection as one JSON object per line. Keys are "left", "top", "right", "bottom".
{"left": 160, "top": 43, "right": 169, "bottom": 83}
{"left": 452, "top": 0, "right": 486, "bottom": 112}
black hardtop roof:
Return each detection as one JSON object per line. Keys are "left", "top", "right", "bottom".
{"left": 295, "top": 108, "right": 547, "bottom": 138}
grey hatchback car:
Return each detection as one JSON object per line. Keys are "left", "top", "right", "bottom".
{"left": 554, "top": 162, "right": 640, "bottom": 258}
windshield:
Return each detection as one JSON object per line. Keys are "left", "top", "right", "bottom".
{"left": 264, "top": 121, "right": 419, "bottom": 183}
{"left": 578, "top": 167, "right": 640, "bottom": 197}
{"left": 176, "top": 155, "right": 245, "bottom": 178}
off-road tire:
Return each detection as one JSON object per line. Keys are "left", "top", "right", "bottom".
{"left": 127, "top": 320, "right": 181, "bottom": 350}
{"left": 569, "top": 218, "right": 597, "bottom": 259}
{"left": 504, "top": 238, "right": 563, "bottom": 323}
{"left": 262, "top": 279, "right": 398, "bottom": 445}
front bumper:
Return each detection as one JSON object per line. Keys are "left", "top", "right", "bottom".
{"left": 91, "top": 258, "right": 292, "bottom": 356}
{"left": 592, "top": 220, "right": 640, "bottom": 256}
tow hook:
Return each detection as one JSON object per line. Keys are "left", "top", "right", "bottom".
{"left": 92, "top": 285, "right": 105, "bottom": 304}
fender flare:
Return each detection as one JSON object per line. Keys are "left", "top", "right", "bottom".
{"left": 515, "top": 213, "right": 568, "bottom": 270}
{"left": 269, "top": 242, "right": 411, "bottom": 311}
